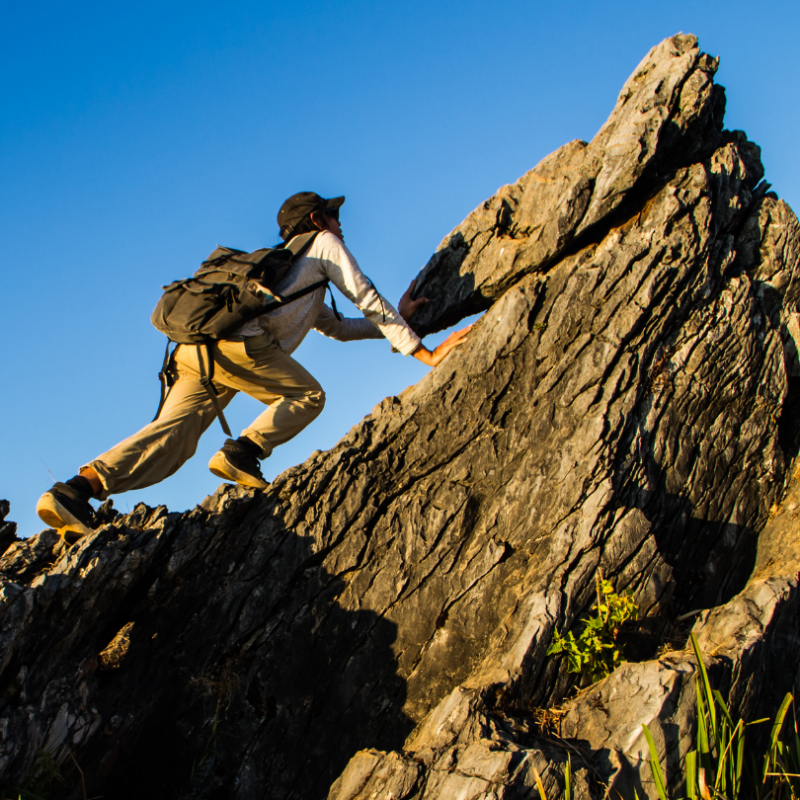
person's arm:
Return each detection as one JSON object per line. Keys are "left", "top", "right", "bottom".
{"left": 410, "top": 326, "right": 473, "bottom": 366}
{"left": 397, "top": 278, "right": 472, "bottom": 365}
{"left": 316, "top": 233, "right": 422, "bottom": 356}
{"left": 317, "top": 232, "right": 472, "bottom": 365}
{"left": 314, "top": 304, "right": 384, "bottom": 341}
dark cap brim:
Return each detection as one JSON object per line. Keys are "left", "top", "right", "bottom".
{"left": 323, "top": 196, "right": 345, "bottom": 209}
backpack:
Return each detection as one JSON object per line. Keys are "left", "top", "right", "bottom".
{"left": 151, "top": 231, "right": 321, "bottom": 344}
{"left": 150, "top": 232, "right": 331, "bottom": 434}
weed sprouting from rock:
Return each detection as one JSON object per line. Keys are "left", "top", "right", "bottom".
{"left": 547, "top": 573, "right": 638, "bottom": 684}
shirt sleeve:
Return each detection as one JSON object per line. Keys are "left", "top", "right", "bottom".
{"left": 313, "top": 304, "right": 384, "bottom": 341}
{"left": 313, "top": 232, "right": 423, "bottom": 356}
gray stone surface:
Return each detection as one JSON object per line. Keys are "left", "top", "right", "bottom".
{"left": 2, "top": 33, "right": 800, "bottom": 800}
{"left": 0, "top": 500, "right": 19, "bottom": 557}
{"left": 410, "top": 34, "right": 727, "bottom": 336}
{"left": 329, "top": 687, "right": 592, "bottom": 800}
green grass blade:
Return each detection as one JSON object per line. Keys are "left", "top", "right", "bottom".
{"left": 715, "top": 716, "right": 737, "bottom": 795}
{"left": 792, "top": 694, "right": 800, "bottom": 769}
{"left": 532, "top": 766, "right": 548, "bottom": 800}
{"left": 734, "top": 719, "right": 745, "bottom": 797}
{"left": 770, "top": 694, "right": 793, "bottom": 751}
{"left": 686, "top": 750, "right": 698, "bottom": 799}
{"left": 764, "top": 693, "right": 793, "bottom": 783}
{"left": 691, "top": 634, "right": 717, "bottom": 742}
{"left": 565, "top": 754, "right": 571, "bottom": 800}
{"left": 771, "top": 695, "right": 793, "bottom": 749}
{"left": 642, "top": 724, "right": 670, "bottom": 800}
{"left": 697, "top": 686, "right": 710, "bottom": 757}
{"left": 793, "top": 730, "right": 800, "bottom": 776}
{"left": 714, "top": 689, "right": 735, "bottom": 726}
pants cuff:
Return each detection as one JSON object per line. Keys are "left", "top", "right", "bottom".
{"left": 240, "top": 430, "right": 273, "bottom": 460}
{"left": 80, "top": 460, "right": 113, "bottom": 501}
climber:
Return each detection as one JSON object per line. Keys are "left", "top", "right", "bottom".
{"left": 36, "top": 192, "right": 472, "bottom": 542}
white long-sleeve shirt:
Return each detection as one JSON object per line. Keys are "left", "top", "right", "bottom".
{"left": 233, "top": 231, "right": 422, "bottom": 356}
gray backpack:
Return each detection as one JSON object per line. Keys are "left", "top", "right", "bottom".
{"left": 150, "top": 232, "right": 332, "bottom": 434}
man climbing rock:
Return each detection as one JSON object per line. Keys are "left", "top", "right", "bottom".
{"left": 36, "top": 192, "right": 471, "bottom": 541}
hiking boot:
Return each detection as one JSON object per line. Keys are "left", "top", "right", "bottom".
{"left": 36, "top": 482, "right": 97, "bottom": 543}
{"left": 208, "top": 438, "right": 269, "bottom": 490}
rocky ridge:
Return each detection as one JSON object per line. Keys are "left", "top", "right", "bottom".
{"left": 2, "top": 33, "right": 800, "bottom": 800}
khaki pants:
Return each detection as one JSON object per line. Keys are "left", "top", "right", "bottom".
{"left": 87, "top": 333, "right": 325, "bottom": 499}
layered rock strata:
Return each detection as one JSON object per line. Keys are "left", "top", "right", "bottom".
{"left": 2, "top": 33, "right": 800, "bottom": 800}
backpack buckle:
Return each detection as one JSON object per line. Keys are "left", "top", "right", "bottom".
{"left": 157, "top": 369, "right": 176, "bottom": 388}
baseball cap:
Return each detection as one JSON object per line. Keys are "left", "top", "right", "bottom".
{"left": 277, "top": 192, "right": 345, "bottom": 239}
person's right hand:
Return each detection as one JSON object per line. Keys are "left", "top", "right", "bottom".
{"left": 412, "top": 324, "right": 473, "bottom": 367}
{"left": 398, "top": 279, "right": 429, "bottom": 322}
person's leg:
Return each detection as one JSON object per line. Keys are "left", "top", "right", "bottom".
{"left": 86, "top": 371, "right": 235, "bottom": 498}
{"left": 37, "top": 345, "right": 235, "bottom": 537}
{"left": 202, "top": 334, "right": 325, "bottom": 488}
{"left": 211, "top": 334, "right": 326, "bottom": 458}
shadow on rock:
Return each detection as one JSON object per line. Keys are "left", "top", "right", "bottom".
{"left": 1, "top": 489, "right": 414, "bottom": 800}
{"left": 617, "top": 468, "right": 757, "bottom": 619}
{"left": 409, "top": 232, "right": 480, "bottom": 337}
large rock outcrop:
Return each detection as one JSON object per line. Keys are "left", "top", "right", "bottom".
{"left": 3, "top": 34, "right": 800, "bottom": 800}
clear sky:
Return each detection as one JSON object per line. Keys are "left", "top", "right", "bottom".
{"left": 3, "top": 1, "right": 799, "bottom": 538}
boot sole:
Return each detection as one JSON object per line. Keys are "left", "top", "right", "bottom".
{"left": 208, "top": 452, "right": 269, "bottom": 490}
{"left": 36, "top": 492, "right": 94, "bottom": 543}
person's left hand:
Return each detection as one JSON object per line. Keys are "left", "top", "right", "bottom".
{"left": 412, "top": 324, "right": 473, "bottom": 367}
{"left": 398, "top": 279, "right": 429, "bottom": 322}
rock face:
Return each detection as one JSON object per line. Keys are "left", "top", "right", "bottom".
{"left": 2, "top": 33, "right": 800, "bottom": 800}
{"left": 0, "top": 501, "right": 18, "bottom": 557}
{"left": 410, "top": 35, "right": 729, "bottom": 337}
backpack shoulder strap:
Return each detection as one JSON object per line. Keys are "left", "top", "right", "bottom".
{"left": 197, "top": 343, "right": 232, "bottom": 436}
{"left": 283, "top": 231, "right": 319, "bottom": 260}
{"left": 152, "top": 341, "right": 176, "bottom": 422}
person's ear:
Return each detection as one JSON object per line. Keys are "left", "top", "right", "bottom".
{"left": 309, "top": 211, "right": 325, "bottom": 230}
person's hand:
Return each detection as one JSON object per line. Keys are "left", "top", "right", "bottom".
{"left": 398, "top": 279, "right": 429, "bottom": 322}
{"left": 412, "top": 324, "right": 473, "bottom": 367}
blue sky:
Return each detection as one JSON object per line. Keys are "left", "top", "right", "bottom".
{"left": 3, "top": 1, "right": 799, "bottom": 538}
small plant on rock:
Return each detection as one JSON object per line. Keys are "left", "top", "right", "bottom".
{"left": 547, "top": 573, "right": 638, "bottom": 684}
